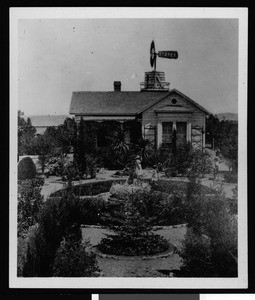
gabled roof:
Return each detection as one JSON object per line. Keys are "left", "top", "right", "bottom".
{"left": 69, "top": 91, "right": 169, "bottom": 115}
{"left": 138, "top": 89, "right": 210, "bottom": 115}
{"left": 69, "top": 89, "right": 210, "bottom": 116}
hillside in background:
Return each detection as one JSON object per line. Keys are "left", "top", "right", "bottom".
{"left": 215, "top": 113, "right": 238, "bottom": 122}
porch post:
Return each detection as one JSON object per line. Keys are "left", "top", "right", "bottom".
{"left": 157, "top": 120, "right": 162, "bottom": 148}
{"left": 187, "top": 122, "right": 191, "bottom": 142}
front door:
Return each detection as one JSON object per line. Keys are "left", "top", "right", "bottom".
{"left": 176, "top": 122, "right": 187, "bottom": 145}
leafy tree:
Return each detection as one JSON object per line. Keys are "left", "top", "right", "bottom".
{"left": 73, "top": 118, "right": 87, "bottom": 176}
{"left": 30, "top": 134, "right": 54, "bottom": 173}
{"left": 45, "top": 118, "right": 78, "bottom": 156}
{"left": 206, "top": 114, "right": 238, "bottom": 172}
{"left": 18, "top": 111, "right": 36, "bottom": 160}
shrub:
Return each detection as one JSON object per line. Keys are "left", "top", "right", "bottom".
{"left": 180, "top": 228, "right": 215, "bottom": 277}
{"left": 61, "top": 160, "right": 82, "bottom": 182}
{"left": 23, "top": 188, "right": 83, "bottom": 276}
{"left": 180, "top": 179, "right": 238, "bottom": 277}
{"left": 145, "top": 146, "right": 169, "bottom": 169}
{"left": 163, "top": 146, "right": 213, "bottom": 178}
{"left": 78, "top": 197, "right": 110, "bottom": 225}
{"left": 164, "top": 142, "right": 192, "bottom": 177}
{"left": 187, "top": 150, "right": 213, "bottom": 178}
{"left": 22, "top": 224, "right": 50, "bottom": 277}
{"left": 98, "top": 188, "right": 170, "bottom": 256}
{"left": 50, "top": 179, "right": 126, "bottom": 198}
{"left": 18, "top": 178, "right": 44, "bottom": 237}
{"left": 52, "top": 238, "right": 99, "bottom": 277}
{"left": 84, "top": 154, "right": 97, "bottom": 179}
{"left": 46, "top": 156, "right": 66, "bottom": 176}
{"left": 17, "top": 236, "right": 28, "bottom": 276}
{"left": 18, "top": 157, "right": 37, "bottom": 180}
{"left": 223, "top": 171, "right": 238, "bottom": 184}
{"left": 109, "top": 182, "right": 151, "bottom": 200}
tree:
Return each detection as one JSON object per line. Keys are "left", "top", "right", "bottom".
{"left": 98, "top": 189, "right": 169, "bottom": 256}
{"left": 206, "top": 114, "right": 238, "bottom": 171}
{"left": 57, "top": 118, "right": 77, "bottom": 155}
{"left": 30, "top": 134, "right": 54, "bottom": 173}
{"left": 73, "top": 118, "right": 87, "bottom": 176}
{"left": 45, "top": 118, "right": 77, "bottom": 156}
{"left": 18, "top": 111, "right": 36, "bottom": 160}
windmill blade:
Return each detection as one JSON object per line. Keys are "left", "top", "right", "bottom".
{"left": 150, "top": 40, "right": 156, "bottom": 68}
{"left": 158, "top": 51, "right": 178, "bottom": 59}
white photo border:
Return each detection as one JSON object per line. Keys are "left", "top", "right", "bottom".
{"left": 9, "top": 7, "right": 248, "bottom": 289}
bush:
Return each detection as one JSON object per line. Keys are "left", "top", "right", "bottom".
{"left": 163, "top": 146, "right": 213, "bottom": 178}
{"left": 98, "top": 188, "right": 170, "bottom": 256}
{"left": 180, "top": 228, "right": 215, "bottom": 277}
{"left": 164, "top": 142, "right": 191, "bottom": 177}
{"left": 109, "top": 182, "right": 151, "bottom": 200}
{"left": 18, "top": 157, "right": 37, "bottom": 180}
{"left": 78, "top": 197, "right": 111, "bottom": 225}
{"left": 18, "top": 178, "right": 44, "bottom": 237}
{"left": 61, "top": 160, "right": 82, "bottom": 182}
{"left": 179, "top": 179, "right": 238, "bottom": 277}
{"left": 22, "top": 224, "right": 45, "bottom": 277}
{"left": 46, "top": 156, "right": 66, "bottom": 176}
{"left": 52, "top": 238, "right": 99, "bottom": 277}
{"left": 98, "top": 234, "right": 170, "bottom": 256}
{"left": 50, "top": 179, "right": 126, "bottom": 197}
{"left": 145, "top": 146, "right": 169, "bottom": 169}
{"left": 22, "top": 188, "right": 83, "bottom": 276}
{"left": 223, "top": 171, "right": 238, "bottom": 184}
{"left": 84, "top": 154, "right": 97, "bottom": 179}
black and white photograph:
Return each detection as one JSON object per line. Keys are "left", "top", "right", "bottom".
{"left": 10, "top": 7, "right": 248, "bottom": 289}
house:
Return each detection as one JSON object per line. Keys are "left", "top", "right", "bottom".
{"left": 25, "top": 115, "right": 69, "bottom": 135}
{"left": 69, "top": 70, "right": 210, "bottom": 150}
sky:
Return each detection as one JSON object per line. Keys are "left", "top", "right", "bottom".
{"left": 18, "top": 17, "right": 239, "bottom": 116}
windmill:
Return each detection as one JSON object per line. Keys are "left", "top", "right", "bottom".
{"left": 141, "top": 40, "right": 178, "bottom": 91}
{"left": 150, "top": 40, "right": 178, "bottom": 71}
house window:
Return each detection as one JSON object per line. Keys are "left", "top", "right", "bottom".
{"left": 171, "top": 98, "right": 177, "bottom": 104}
{"left": 162, "top": 122, "right": 173, "bottom": 144}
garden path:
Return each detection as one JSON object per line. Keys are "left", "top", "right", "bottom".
{"left": 81, "top": 225, "right": 186, "bottom": 277}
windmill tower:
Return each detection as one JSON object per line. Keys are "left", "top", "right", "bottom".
{"left": 140, "top": 41, "right": 178, "bottom": 92}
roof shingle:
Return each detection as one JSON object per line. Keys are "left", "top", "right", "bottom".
{"left": 69, "top": 89, "right": 210, "bottom": 116}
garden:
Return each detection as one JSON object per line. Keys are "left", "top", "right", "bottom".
{"left": 17, "top": 112, "right": 238, "bottom": 278}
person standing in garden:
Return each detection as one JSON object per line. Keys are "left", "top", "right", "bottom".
{"left": 134, "top": 155, "right": 143, "bottom": 185}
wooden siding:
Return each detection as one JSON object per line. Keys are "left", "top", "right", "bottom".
{"left": 141, "top": 93, "right": 206, "bottom": 148}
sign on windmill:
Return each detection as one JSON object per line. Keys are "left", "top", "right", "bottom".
{"left": 150, "top": 40, "right": 178, "bottom": 70}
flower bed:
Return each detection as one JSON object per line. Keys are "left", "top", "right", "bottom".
{"left": 49, "top": 179, "right": 126, "bottom": 198}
